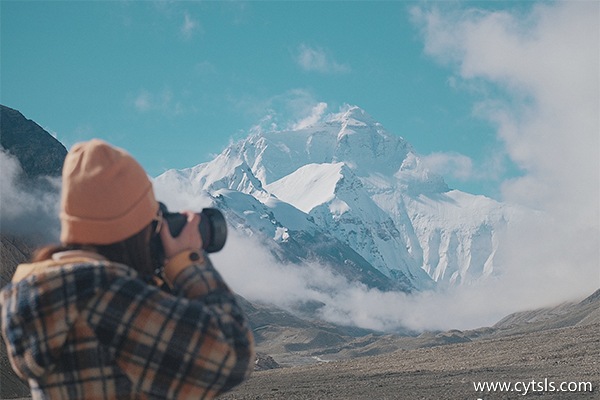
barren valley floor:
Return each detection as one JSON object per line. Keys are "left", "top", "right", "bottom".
{"left": 221, "top": 323, "right": 599, "bottom": 400}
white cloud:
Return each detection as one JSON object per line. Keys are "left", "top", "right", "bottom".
{"left": 412, "top": 2, "right": 599, "bottom": 310}
{"left": 134, "top": 90, "right": 152, "bottom": 112}
{"left": 132, "top": 88, "right": 186, "bottom": 116}
{"left": 295, "top": 44, "right": 350, "bottom": 74}
{"left": 421, "top": 150, "right": 506, "bottom": 183}
{"left": 234, "top": 88, "right": 328, "bottom": 133}
{"left": 421, "top": 151, "right": 476, "bottom": 181}
{"left": 195, "top": 60, "right": 217, "bottom": 75}
{"left": 292, "top": 102, "right": 328, "bottom": 130}
{"left": 210, "top": 228, "right": 518, "bottom": 331}
{"left": 180, "top": 11, "right": 199, "bottom": 39}
{"left": 0, "top": 150, "right": 61, "bottom": 242}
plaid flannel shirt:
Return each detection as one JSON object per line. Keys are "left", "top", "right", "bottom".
{"left": 0, "top": 251, "right": 254, "bottom": 399}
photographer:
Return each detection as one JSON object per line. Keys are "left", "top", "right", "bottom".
{"left": 0, "top": 139, "right": 254, "bottom": 399}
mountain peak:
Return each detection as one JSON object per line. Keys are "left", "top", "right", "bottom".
{"left": 153, "top": 103, "right": 521, "bottom": 293}
{"left": 0, "top": 105, "right": 67, "bottom": 179}
{"left": 326, "top": 105, "right": 377, "bottom": 128}
{"left": 224, "top": 104, "right": 427, "bottom": 185}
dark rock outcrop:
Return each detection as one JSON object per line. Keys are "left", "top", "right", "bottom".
{"left": 1, "top": 105, "right": 67, "bottom": 179}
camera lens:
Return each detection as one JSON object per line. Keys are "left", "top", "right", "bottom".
{"left": 156, "top": 202, "right": 227, "bottom": 253}
{"left": 199, "top": 208, "right": 227, "bottom": 253}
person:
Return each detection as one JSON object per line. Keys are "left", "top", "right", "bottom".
{"left": 0, "top": 139, "right": 254, "bottom": 399}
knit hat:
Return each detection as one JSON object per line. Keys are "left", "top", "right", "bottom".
{"left": 60, "top": 139, "right": 159, "bottom": 245}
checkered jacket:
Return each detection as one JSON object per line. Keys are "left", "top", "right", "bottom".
{"left": 0, "top": 251, "right": 254, "bottom": 399}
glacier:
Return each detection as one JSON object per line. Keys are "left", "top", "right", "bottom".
{"left": 153, "top": 105, "right": 524, "bottom": 291}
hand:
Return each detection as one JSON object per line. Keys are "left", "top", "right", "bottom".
{"left": 159, "top": 211, "right": 203, "bottom": 259}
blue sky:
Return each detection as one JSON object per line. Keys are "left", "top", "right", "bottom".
{"left": 1, "top": 1, "right": 597, "bottom": 202}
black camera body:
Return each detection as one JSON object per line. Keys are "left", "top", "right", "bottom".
{"left": 159, "top": 202, "right": 227, "bottom": 253}
{"left": 151, "top": 202, "right": 227, "bottom": 267}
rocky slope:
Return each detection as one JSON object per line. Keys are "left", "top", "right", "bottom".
{"left": 247, "top": 288, "right": 600, "bottom": 366}
{"left": 223, "top": 289, "right": 600, "bottom": 399}
{"left": 221, "top": 322, "right": 599, "bottom": 400}
{"left": 0, "top": 105, "right": 67, "bottom": 179}
{"left": 0, "top": 236, "right": 33, "bottom": 399}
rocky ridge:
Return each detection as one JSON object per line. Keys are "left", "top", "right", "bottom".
{"left": 0, "top": 105, "right": 67, "bottom": 179}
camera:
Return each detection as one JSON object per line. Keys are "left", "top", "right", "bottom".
{"left": 159, "top": 202, "right": 227, "bottom": 252}
{"left": 151, "top": 202, "right": 228, "bottom": 266}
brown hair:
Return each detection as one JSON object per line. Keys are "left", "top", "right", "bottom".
{"left": 33, "top": 224, "right": 156, "bottom": 277}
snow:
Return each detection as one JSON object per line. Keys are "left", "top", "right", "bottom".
{"left": 266, "top": 162, "right": 345, "bottom": 213}
{"left": 154, "top": 104, "right": 525, "bottom": 290}
{"left": 329, "top": 199, "right": 350, "bottom": 216}
{"left": 260, "top": 195, "right": 315, "bottom": 232}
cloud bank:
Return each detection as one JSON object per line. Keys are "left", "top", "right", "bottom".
{"left": 210, "top": 229, "right": 519, "bottom": 332}
{"left": 0, "top": 150, "right": 61, "bottom": 243}
{"left": 411, "top": 2, "right": 599, "bottom": 312}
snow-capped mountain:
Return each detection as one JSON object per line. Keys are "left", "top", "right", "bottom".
{"left": 154, "top": 105, "right": 521, "bottom": 291}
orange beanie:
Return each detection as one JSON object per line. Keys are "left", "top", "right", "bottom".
{"left": 60, "top": 139, "right": 158, "bottom": 245}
